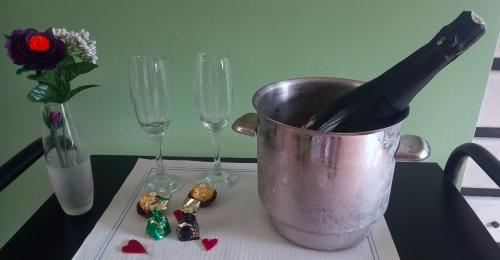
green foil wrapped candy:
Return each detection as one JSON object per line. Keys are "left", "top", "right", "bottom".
{"left": 146, "top": 209, "right": 171, "bottom": 240}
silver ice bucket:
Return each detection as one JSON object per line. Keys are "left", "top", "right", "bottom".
{"left": 233, "top": 77, "right": 430, "bottom": 251}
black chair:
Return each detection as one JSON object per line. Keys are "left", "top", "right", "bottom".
{"left": 443, "top": 142, "right": 500, "bottom": 242}
{"left": 444, "top": 143, "right": 500, "bottom": 188}
{"left": 2, "top": 140, "right": 499, "bottom": 191}
{"left": 0, "top": 138, "right": 44, "bottom": 192}
{"left": 2, "top": 139, "right": 500, "bottom": 205}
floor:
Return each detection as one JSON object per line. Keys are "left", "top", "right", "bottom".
{"left": 463, "top": 37, "right": 500, "bottom": 244}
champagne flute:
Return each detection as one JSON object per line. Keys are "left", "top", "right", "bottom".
{"left": 129, "top": 54, "right": 182, "bottom": 193}
{"left": 194, "top": 53, "right": 239, "bottom": 188}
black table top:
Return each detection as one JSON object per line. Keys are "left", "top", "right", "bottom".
{"left": 1, "top": 155, "right": 499, "bottom": 260}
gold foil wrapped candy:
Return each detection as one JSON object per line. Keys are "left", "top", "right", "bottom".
{"left": 188, "top": 183, "right": 217, "bottom": 207}
{"left": 136, "top": 192, "right": 170, "bottom": 218}
{"left": 182, "top": 197, "right": 201, "bottom": 213}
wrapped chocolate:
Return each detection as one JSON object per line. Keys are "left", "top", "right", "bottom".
{"left": 182, "top": 197, "right": 201, "bottom": 214}
{"left": 176, "top": 213, "right": 200, "bottom": 241}
{"left": 146, "top": 209, "right": 171, "bottom": 240}
{"left": 174, "top": 209, "right": 184, "bottom": 223}
{"left": 188, "top": 183, "right": 217, "bottom": 207}
{"left": 136, "top": 191, "right": 170, "bottom": 218}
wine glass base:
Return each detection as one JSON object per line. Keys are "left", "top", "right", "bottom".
{"left": 199, "top": 168, "right": 239, "bottom": 189}
{"left": 143, "top": 168, "right": 183, "bottom": 194}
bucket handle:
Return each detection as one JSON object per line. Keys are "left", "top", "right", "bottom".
{"left": 395, "top": 135, "right": 430, "bottom": 161}
{"left": 232, "top": 113, "right": 258, "bottom": 137}
{"left": 232, "top": 113, "right": 430, "bottom": 161}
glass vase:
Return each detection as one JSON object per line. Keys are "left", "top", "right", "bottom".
{"left": 41, "top": 102, "right": 94, "bottom": 216}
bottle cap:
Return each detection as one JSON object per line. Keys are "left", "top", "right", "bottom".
{"left": 434, "top": 11, "right": 486, "bottom": 60}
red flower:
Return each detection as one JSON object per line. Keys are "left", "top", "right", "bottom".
{"left": 4, "top": 28, "right": 67, "bottom": 70}
{"left": 28, "top": 35, "right": 50, "bottom": 52}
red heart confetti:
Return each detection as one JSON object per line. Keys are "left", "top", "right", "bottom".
{"left": 121, "top": 239, "right": 147, "bottom": 254}
{"left": 174, "top": 209, "right": 184, "bottom": 222}
{"left": 202, "top": 238, "right": 218, "bottom": 251}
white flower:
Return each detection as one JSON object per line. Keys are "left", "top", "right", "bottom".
{"left": 52, "top": 28, "right": 98, "bottom": 64}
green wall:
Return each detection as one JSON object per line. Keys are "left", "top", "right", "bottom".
{"left": 1, "top": 0, "right": 499, "bottom": 248}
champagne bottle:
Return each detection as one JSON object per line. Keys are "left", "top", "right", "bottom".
{"left": 302, "top": 11, "right": 486, "bottom": 132}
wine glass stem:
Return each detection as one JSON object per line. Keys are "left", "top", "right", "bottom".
{"left": 151, "top": 134, "right": 166, "bottom": 177}
{"left": 209, "top": 129, "right": 222, "bottom": 175}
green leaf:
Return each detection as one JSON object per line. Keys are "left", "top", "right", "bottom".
{"left": 66, "top": 84, "right": 101, "bottom": 100}
{"left": 45, "top": 27, "right": 53, "bottom": 33}
{"left": 63, "top": 62, "right": 98, "bottom": 82}
{"left": 4, "top": 34, "right": 11, "bottom": 40}
{"left": 58, "top": 56, "right": 75, "bottom": 68}
{"left": 16, "top": 67, "right": 31, "bottom": 75}
{"left": 28, "top": 70, "right": 58, "bottom": 87}
{"left": 27, "top": 84, "right": 59, "bottom": 103}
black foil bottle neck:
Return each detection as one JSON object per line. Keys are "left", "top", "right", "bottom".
{"left": 371, "top": 11, "right": 485, "bottom": 111}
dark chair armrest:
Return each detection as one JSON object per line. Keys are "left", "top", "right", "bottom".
{"left": 0, "top": 138, "right": 44, "bottom": 192}
{"left": 444, "top": 143, "right": 500, "bottom": 188}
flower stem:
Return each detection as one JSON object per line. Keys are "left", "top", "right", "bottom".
{"left": 61, "top": 124, "right": 68, "bottom": 167}
{"left": 44, "top": 105, "right": 66, "bottom": 168}
{"left": 52, "top": 129, "right": 67, "bottom": 168}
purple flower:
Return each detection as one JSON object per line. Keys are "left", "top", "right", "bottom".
{"left": 50, "top": 112, "right": 63, "bottom": 129}
{"left": 5, "top": 28, "right": 67, "bottom": 70}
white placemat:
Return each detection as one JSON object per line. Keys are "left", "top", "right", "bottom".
{"left": 74, "top": 159, "right": 399, "bottom": 260}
